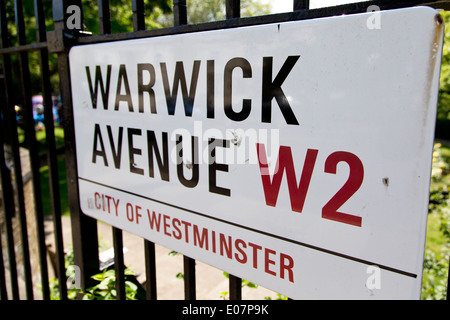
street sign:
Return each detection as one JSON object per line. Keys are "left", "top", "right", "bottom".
{"left": 69, "top": 6, "right": 443, "bottom": 299}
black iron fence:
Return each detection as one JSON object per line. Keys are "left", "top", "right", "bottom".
{"left": 0, "top": 0, "right": 448, "bottom": 300}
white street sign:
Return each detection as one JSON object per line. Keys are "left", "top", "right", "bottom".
{"left": 69, "top": 6, "right": 443, "bottom": 299}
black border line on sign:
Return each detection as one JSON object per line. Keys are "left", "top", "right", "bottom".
{"left": 79, "top": 176, "right": 417, "bottom": 279}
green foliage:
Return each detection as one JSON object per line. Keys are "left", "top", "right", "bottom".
{"left": 240, "top": 0, "right": 273, "bottom": 18}
{"left": 83, "top": 267, "right": 145, "bottom": 300}
{"left": 222, "top": 272, "right": 258, "bottom": 289}
{"left": 176, "top": 272, "right": 185, "bottom": 280}
{"left": 167, "top": 251, "right": 185, "bottom": 280}
{"left": 429, "top": 143, "right": 450, "bottom": 240}
{"left": 220, "top": 272, "right": 258, "bottom": 300}
{"left": 156, "top": 0, "right": 272, "bottom": 26}
{"left": 422, "top": 249, "right": 449, "bottom": 300}
{"left": 38, "top": 135, "right": 70, "bottom": 217}
{"left": 48, "top": 246, "right": 144, "bottom": 300}
{"left": 4, "top": 0, "right": 272, "bottom": 97}
{"left": 438, "top": 10, "right": 450, "bottom": 120}
{"left": 3, "top": 0, "right": 56, "bottom": 96}
{"left": 82, "top": 0, "right": 172, "bottom": 34}
{"left": 168, "top": 250, "right": 180, "bottom": 256}
{"left": 422, "top": 143, "right": 450, "bottom": 300}
{"left": 2, "top": 0, "right": 172, "bottom": 98}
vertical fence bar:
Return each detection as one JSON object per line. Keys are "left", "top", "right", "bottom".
{"left": 98, "top": 0, "right": 111, "bottom": 34}
{"left": 0, "top": 62, "right": 19, "bottom": 300}
{"left": 0, "top": 132, "right": 8, "bottom": 300}
{"left": 97, "top": 0, "right": 127, "bottom": 301}
{"left": 132, "top": 0, "right": 145, "bottom": 31}
{"left": 226, "top": 0, "right": 240, "bottom": 19}
{"left": 173, "top": 0, "right": 195, "bottom": 300}
{"left": 144, "top": 241, "right": 157, "bottom": 300}
{"left": 228, "top": 274, "right": 242, "bottom": 300}
{"left": 183, "top": 255, "right": 196, "bottom": 300}
{"left": 225, "top": 0, "right": 242, "bottom": 301}
{"left": 9, "top": 48, "right": 32, "bottom": 300}
{"left": 0, "top": 88, "right": 13, "bottom": 299}
{"left": 112, "top": 227, "right": 125, "bottom": 300}
{"left": 0, "top": 169, "right": 19, "bottom": 299}
{"left": 52, "top": 0, "right": 100, "bottom": 293}
{"left": 0, "top": 222, "right": 6, "bottom": 299}
{"left": 293, "top": 0, "right": 309, "bottom": 11}
{"left": 0, "top": 193, "right": 19, "bottom": 299}
{"left": 34, "top": 0, "right": 67, "bottom": 300}
{"left": 0, "top": 0, "right": 35, "bottom": 300}
{"left": 15, "top": 0, "right": 50, "bottom": 300}
{"left": 96, "top": 0, "right": 127, "bottom": 301}
{"left": 173, "top": 0, "right": 187, "bottom": 26}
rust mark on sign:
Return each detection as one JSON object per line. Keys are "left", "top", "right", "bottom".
{"left": 435, "top": 13, "right": 443, "bottom": 25}
{"left": 419, "top": 12, "right": 444, "bottom": 150}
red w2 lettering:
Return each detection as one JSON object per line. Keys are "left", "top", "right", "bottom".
{"left": 256, "top": 143, "right": 364, "bottom": 227}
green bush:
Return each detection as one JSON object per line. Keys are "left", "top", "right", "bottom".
{"left": 82, "top": 267, "right": 145, "bottom": 300}
{"left": 49, "top": 247, "right": 144, "bottom": 300}
{"left": 438, "top": 11, "right": 450, "bottom": 120}
{"left": 421, "top": 143, "right": 450, "bottom": 300}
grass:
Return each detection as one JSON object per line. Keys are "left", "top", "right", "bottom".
{"left": 421, "top": 141, "right": 450, "bottom": 299}
{"left": 18, "top": 125, "right": 65, "bottom": 155}
{"left": 427, "top": 143, "right": 450, "bottom": 252}
{"left": 21, "top": 124, "right": 70, "bottom": 216}
{"left": 426, "top": 212, "right": 447, "bottom": 253}
{"left": 35, "top": 126, "right": 65, "bottom": 153}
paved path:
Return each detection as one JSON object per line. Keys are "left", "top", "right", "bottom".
{"left": 44, "top": 216, "right": 279, "bottom": 300}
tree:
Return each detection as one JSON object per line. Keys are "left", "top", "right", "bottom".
{"left": 437, "top": 10, "right": 450, "bottom": 120}
{"left": 82, "top": 0, "right": 172, "bottom": 34}
{"left": 156, "top": 0, "right": 272, "bottom": 26}
{"left": 1, "top": 0, "right": 172, "bottom": 98}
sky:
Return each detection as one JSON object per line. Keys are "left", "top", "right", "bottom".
{"left": 267, "top": 0, "right": 368, "bottom": 13}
